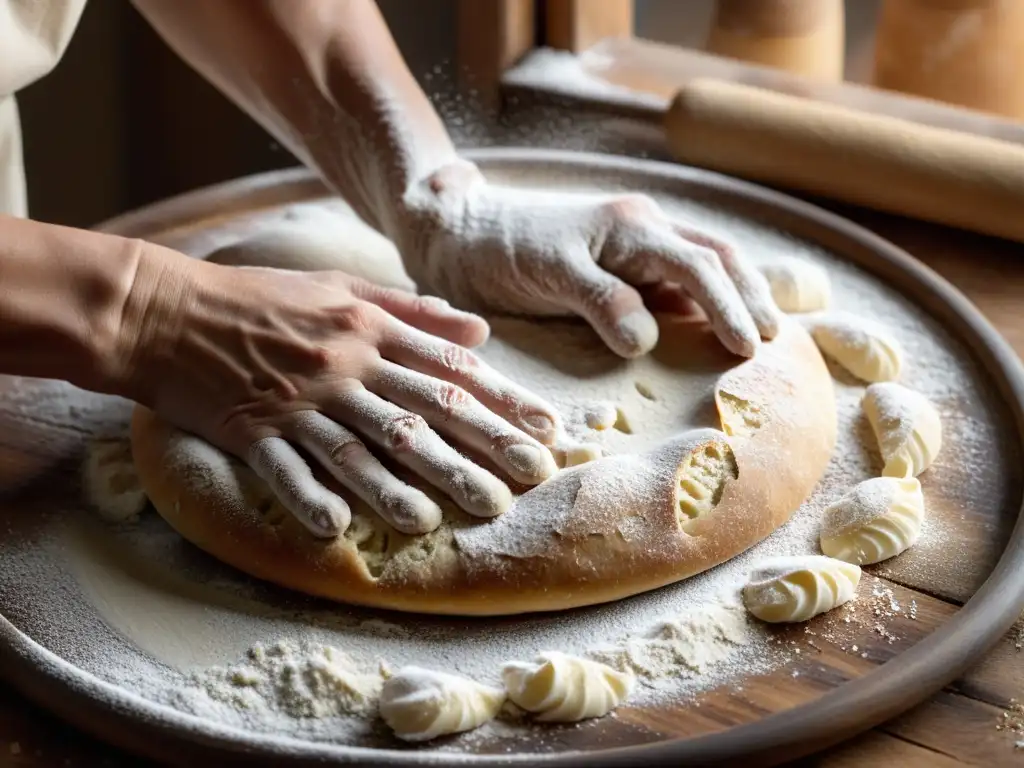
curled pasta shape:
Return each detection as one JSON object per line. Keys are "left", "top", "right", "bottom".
{"left": 743, "top": 555, "right": 861, "bottom": 623}
{"left": 502, "top": 652, "right": 634, "bottom": 722}
{"left": 379, "top": 667, "right": 505, "bottom": 742}
{"left": 810, "top": 313, "right": 903, "bottom": 383}
{"left": 863, "top": 382, "right": 942, "bottom": 478}
{"left": 821, "top": 476, "right": 925, "bottom": 565}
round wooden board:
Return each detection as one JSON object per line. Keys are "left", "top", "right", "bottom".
{"left": 2, "top": 149, "right": 1024, "bottom": 766}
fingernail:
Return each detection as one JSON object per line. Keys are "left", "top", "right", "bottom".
{"left": 419, "top": 295, "right": 451, "bottom": 310}
{"left": 504, "top": 444, "right": 558, "bottom": 484}
{"left": 468, "top": 476, "right": 513, "bottom": 518}
{"left": 311, "top": 502, "right": 348, "bottom": 538}
{"left": 616, "top": 311, "right": 659, "bottom": 357}
{"left": 736, "top": 334, "right": 760, "bottom": 358}
{"left": 390, "top": 495, "right": 443, "bottom": 535}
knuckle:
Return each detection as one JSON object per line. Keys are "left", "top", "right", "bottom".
{"left": 578, "top": 276, "right": 618, "bottom": 309}
{"left": 439, "top": 343, "right": 479, "bottom": 372}
{"left": 685, "top": 245, "right": 722, "bottom": 272}
{"left": 383, "top": 412, "right": 428, "bottom": 452}
{"left": 435, "top": 382, "right": 471, "bottom": 416}
{"left": 605, "top": 193, "right": 660, "bottom": 222}
{"left": 308, "top": 344, "right": 334, "bottom": 370}
{"left": 329, "top": 438, "right": 368, "bottom": 468}
{"left": 337, "top": 377, "right": 366, "bottom": 396}
{"left": 333, "top": 303, "right": 381, "bottom": 335}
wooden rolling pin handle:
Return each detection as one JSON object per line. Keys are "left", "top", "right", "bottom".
{"left": 665, "top": 79, "right": 1024, "bottom": 244}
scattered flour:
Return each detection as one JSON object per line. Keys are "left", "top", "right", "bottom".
{"left": 179, "top": 640, "right": 385, "bottom": 719}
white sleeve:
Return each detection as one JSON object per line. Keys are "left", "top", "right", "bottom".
{"left": 0, "top": 95, "right": 26, "bottom": 217}
{"left": 0, "top": 0, "right": 86, "bottom": 217}
{"left": 0, "top": 0, "right": 86, "bottom": 97}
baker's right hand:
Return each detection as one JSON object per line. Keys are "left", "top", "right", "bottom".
{"left": 120, "top": 246, "right": 562, "bottom": 539}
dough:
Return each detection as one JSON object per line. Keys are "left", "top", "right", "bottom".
{"left": 502, "top": 652, "right": 633, "bottom": 722}
{"left": 130, "top": 199, "right": 837, "bottom": 616}
{"left": 378, "top": 667, "right": 505, "bottom": 742}
{"left": 83, "top": 436, "right": 148, "bottom": 523}
{"left": 820, "top": 476, "right": 924, "bottom": 565}
{"left": 810, "top": 312, "right": 903, "bottom": 383}
{"left": 759, "top": 257, "right": 831, "bottom": 313}
{"left": 863, "top": 382, "right": 942, "bottom": 477}
{"left": 742, "top": 555, "right": 861, "bottom": 623}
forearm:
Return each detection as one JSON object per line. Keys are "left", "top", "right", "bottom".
{"left": 0, "top": 216, "right": 181, "bottom": 399}
{"left": 131, "top": 0, "right": 461, "bottom": 241}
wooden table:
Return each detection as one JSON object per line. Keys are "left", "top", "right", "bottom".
{"left": 1, "top": 203, "right": 1022, "bottom": 767}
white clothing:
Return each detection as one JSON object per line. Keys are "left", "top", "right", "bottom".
{"left": 0, "top": 0, "right": 87, "bottom": 217}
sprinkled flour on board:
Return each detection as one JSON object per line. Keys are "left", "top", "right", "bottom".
{"left": 0, "top": 166, "right": 1016, "bottom": 754}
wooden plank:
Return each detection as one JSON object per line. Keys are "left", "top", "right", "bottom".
{"left": 947, "top": 613, "right": 1024, "bottom": 708}
{"left": 882, "top": 691, "right": 1022, "bottom": 766}
{"left": 545, "top": 0, "right": 634, "bottom": 53}
{"left": 456, "top": 0, "right": 536, "bottom": 103}
{"left": 798, "top": 729, "right": 965, "bottom": 767}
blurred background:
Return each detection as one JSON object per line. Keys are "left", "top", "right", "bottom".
{"left": 19, "top": 0, "right": 882, "bottom": 228}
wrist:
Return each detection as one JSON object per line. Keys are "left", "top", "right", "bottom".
{"left": 102, "top": 242, "right": 197, "bottom": 406}
{"left": 393, "top": 158, "right": 485, "bottom": 258}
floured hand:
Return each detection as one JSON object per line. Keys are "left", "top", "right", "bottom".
{"left": 395, "top": 160, "right": 781, "bottom": 359}
{"left": 120, "top": 249, "right": 561, "bottom": 539}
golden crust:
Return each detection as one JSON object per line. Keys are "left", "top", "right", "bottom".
{"left": 131, "top": 319, "right": 836, "bottom": 616}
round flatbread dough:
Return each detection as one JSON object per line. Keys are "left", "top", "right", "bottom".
{"left": 130, "top": 200, "right": 837, "bottom": 616}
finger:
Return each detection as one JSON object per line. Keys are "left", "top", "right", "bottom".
{"left": 560, "top": 256, "right": 660, "bottom": 358}
{"left": 628, "top": 230, "right": 760, "bottom": 357}
{"left": 248, "top": 436, "right": 350, "bottom": 538}
{"left": 377, "top": 323, "right": 562, "bottom": 445}
{"left": 327, "top": 385, "right": 512, "bottom": 518}
{"left": 284, "top": 411, "right": 442, "bottom": 534}
{"left": 368, "top": 361, "right": 558, "bottom": 486}
{"left": 674, "top": 226, "right": 781, "bottom": 340}
{"left": 349, "top": 280, "right": 490, "bottom": 348}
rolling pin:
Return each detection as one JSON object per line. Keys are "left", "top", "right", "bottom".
{"left": 665, "top": 78, "right": 1024, "bottom": 243}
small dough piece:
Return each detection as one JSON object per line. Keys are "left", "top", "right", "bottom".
{"left": 820, "top": 476, "right": 924, "bottom": 565}
{"left": 378, "top": 667, "right": 505, "bottom": 742}
{"left": 863, "top": 382, "right": 942, "bottom": 477}
{"left": 760, "top": 257, "right": 831, "bottom": 313}
{"left": 502, "top": 651, "right": 634, "bottom": 722}
{"left": 810, "top": 313, "right": 903, "bottom": 383}
{"left": 743, "top": 555, "right": 861, "bottom": 623}
{"left": 562, "top": 443, "right": 604, "bottom": 468}
{"left": 83, "top": 436, "right": 148, "bottom": 522}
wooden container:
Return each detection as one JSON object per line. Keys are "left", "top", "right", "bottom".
{"left": 873, "top": 0, "right": 1024, "bottom": 119}
{"left": 704, "top": 0, "right": 845, "bottom": 81}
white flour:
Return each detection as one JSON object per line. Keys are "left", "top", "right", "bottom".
{"left": 1, "top": 168, "right": 1012, "bottom": 756}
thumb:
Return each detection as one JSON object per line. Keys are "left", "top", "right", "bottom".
{"left": 565, "top": 259, "right": 659, "bottom": 359}
{"left": 348, "top": 279, "right": 490, "bottom": 347}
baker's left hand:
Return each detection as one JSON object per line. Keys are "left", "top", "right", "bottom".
{"left": 394, "top": 160, "right": 781, "bottom": 359}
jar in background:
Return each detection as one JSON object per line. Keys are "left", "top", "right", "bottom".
{"left": 873, "top": 0, "right": 1024, "bottom": 118}
{"left": 704, "top": 0, "right": 846, "bottom": 81}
